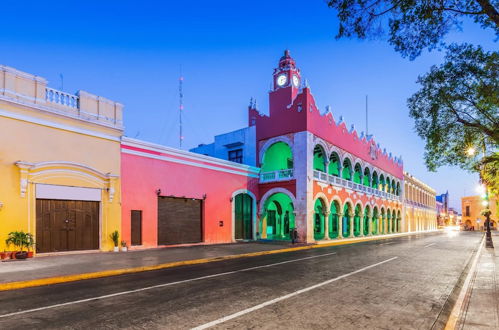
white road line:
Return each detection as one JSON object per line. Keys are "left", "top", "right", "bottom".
{"left": 0, "top": 252, "right": 337, "bottom": 319}
{"left": 424, "top": 243, "right": 436, "bottom": 248}
{"left": 191, "top": 256, "right": 398, "bottom": 330}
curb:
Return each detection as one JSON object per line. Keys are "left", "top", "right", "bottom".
{"left": 429, "top": 234, "right": 485, "bottom": 330}
{"left": 0, "top": 230, "right": 440, "bottom": 292}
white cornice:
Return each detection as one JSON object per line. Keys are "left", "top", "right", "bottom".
{"left": 122, "top": 137, "right": 260, "bottom": 175}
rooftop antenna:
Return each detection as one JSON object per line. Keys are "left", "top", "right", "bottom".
{"left": 59, "top": 74, "right": 64, "bottom": 91}
{"left": 365, "top": 95, "right": 369, "bottom": 135}
{"left": 179, "top": 65, "right": 184, "bottom": 149}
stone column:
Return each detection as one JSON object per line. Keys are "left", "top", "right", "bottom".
{"left": 324, "top": 211, "right": 330, "bottom": 240}
{"left": 359, "top": 213, "right": 364, "bottom": 237}
{"left": 349, "top": 212, "right": 354, "bottom": 238}
{"left": 337, "top": 212, "right": 343, "bottom": 239}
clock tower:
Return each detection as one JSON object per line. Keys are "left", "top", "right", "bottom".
{"left": 270, "top": 50, "right": 301, "bottom": 117}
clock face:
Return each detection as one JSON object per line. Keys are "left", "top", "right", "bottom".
{"left": 276, "top": 74, "right": 287, "bottom": 87}
{"left": 292, "top": 74, "right": 300, "bottom": 87}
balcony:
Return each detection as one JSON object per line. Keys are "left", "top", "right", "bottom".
{"left": 313, "top": 170, "right": 401, "bottom": 201}
{"left": 45, "top": 87, "right": 79, "bottom": 109}
{"left": 260, "top": 169, "right": 294, "bottom": 183}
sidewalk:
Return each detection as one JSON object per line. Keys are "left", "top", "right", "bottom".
{"left": 458, "top": 232, "right": 499, "bottom": 329}
{"left": 0, "top": 242, "right": 292, "bottom": 284}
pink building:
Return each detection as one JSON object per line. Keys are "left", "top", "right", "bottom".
{"left": 121, "top": 138, "right": 259, "bottom": 248}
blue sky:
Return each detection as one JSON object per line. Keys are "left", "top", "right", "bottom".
{"left": 2, "top": 1, "right": 496, "bottom": 210}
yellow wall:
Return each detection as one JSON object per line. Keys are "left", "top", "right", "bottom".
{"left": 0, "top": 65, "right": 123, "bottom": 253}
{"left": 462, "top": 195, "right": 498, "bottom": 230}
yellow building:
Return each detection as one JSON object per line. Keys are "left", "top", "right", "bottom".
{"left": 0, "top": 65, "right": 123, "bottom": 253}
{"left": 461, "top": 195, "right": 498, "bottom": 231}
{"left": 403, "top": 172, "right": 437, "bottom": 232}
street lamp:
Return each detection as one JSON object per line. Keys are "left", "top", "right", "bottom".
{"left": 467, "top": 144, "right": 493, "bottom": 248}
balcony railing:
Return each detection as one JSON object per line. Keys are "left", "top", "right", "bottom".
{"left": 45, "top": 87, "right": 79, "bottom": 109}
{"left": 313, "top": 170, "right": 402, "bottom": 201}
{"left": 260, "top": 169, "right": 294, "bottom": 183}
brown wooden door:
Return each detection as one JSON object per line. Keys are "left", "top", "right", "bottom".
{"left": 36, "top": 199, "right": 99, "bottom": 253}
{"left": 131, "top": 210, "right": 142, "bottom": 246}
{"left": 157, "top": 197, "right": 202, "bottom": 245}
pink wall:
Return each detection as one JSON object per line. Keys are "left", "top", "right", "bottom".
{"left": 255, "top": 85, "right": 403, "bottom": 179}
{"left": 121, "top": 139, "right": 259, "bottom": 248}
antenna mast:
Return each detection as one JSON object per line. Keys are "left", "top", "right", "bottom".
{"left": 365, "top": 95, "right": 369, "bottom": 135}
{"left": 179, "top": 66, "right": 184, "bottom": 149}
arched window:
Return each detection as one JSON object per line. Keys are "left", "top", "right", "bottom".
{"left": 261, "top": 142, "right": 293, "bottom": 172}
{"left": 313, "top": 145, "right": 327, "bottom": 172}
{"left": 386, "top": 176, "right": 391, "bottom": 193}
{"left": 342, "top": 158, "right": 352, "bottom": 181}
{"left": 379, "top": 174, "right": 386, "bottom": 191}
{"left": 363, "top": 205, "right": 370, "bottom": 236}
{"left": 371, "top": 171, "right": 379, "bottom": 189}
{"left": 329, "top": 152, "right": 341, "bottom": 177}
{"left": 313, "top": 199, "right": 326, "bottom": 240}
{"left": 353, "top": 163, "right": 362, "bottom": 184}
{"left": 342, "top": 203, "right": 352, "bottom": 237}
{"left": 329, "top": 200, "right": 340, "bottom": 239}
{"left": 363, "top": 167, "right": 371, "bottom": 187}
{"left": 372, "top": 207, "right": 379, "bottom": 235}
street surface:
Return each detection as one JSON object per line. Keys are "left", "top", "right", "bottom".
{"left": 0, "top": 231, "right": 482, "bottom": 329}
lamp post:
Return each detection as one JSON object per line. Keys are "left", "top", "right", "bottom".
{"left": 468, "top": 142, "right": 493, "bottom": 248}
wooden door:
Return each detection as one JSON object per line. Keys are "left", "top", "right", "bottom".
{"left": 131, "top": 210, "right": 142, "bottom": 246}
{"left": 36, "top": 199, "right": 99, "bottom": 253}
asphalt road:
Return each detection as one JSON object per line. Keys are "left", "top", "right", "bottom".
{"left": 0, "top": 231, "right": 483, "bottom": 330}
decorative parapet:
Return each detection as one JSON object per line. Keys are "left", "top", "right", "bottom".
{"left": 0, "top": 65, "right": 123, "bottom": 130}
{"left": 260, "top": 169, "right": 294, "bottom": 183}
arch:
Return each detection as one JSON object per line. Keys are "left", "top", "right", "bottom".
{"left": 371, "top": 171, "right": 379, "bottom": 189}
{"left": 353, "top": 163, "right": 363, "bottom": 184}
{"left": 392, "top": 209, "right": 397, "bottom": 233}
{"left": 328, "top": 151, "right": 341, "bottom": 177}
{"left": 391, "top": 179, "right": 396, "bottom": 194}
{"left": 329, "top": 199, "right": 341, "bottom": 239}
{"left": 231, "top": 189, "right": 257, "bottom": 241}
{"left": 232, "top": 190, "right": 257, "bottom": 241}
{"left": 379, "top": 174, "right": 386, "bottom": 191}
{"left": 261, "top": 141, "right": 293, "bottom": 173}
{"left": 313, "top": 144, "right": 327, "bottom": 172}
{"left": 314, "top": 198, "right": 327, "bottom": 240}
{"left": 385, "top": 176, "right": 391, "bottom": 193}
{"left": 363, "top": 204, "right": 371, "bottom": 236}
{"left": 342, "top": 157, "right": 353, "bottom": 181}
{"left": 258, "top": 136, "right": 293, "bottom": 165}
{"left": 258, "top": 187, "right": 296, "bottom": 214}
{"left": 342, "top": 201, "right": 353, "bottom": 237}
{"left": 363, "top": 167, "right": 371, "bottom": 187}
{"left": 397, "top": 210, "right": 401, "bottom": 233}
{"left": 386, "top": 208, "right": 392, "bottom": 233}
{"left": 260, "top": 192, "right": 295, "bottom": 240}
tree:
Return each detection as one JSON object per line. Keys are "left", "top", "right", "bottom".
{"left": 327, "top": 0, "right": 499, "bottom": 59}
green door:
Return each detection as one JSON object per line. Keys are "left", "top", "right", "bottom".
{"left": 234, "top": 194, "right": 253, "bottom": 240}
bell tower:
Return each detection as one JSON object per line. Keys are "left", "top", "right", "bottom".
{"left": 270, "top": 50, "right": 301, "bottom": 116}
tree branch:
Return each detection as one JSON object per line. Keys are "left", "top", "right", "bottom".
{"left": 475, "top": 0, "right": 499, "bottom": 27}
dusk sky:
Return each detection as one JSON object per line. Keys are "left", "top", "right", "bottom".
{"left": 2, "top": 1, "right": 496, "bottom": 210}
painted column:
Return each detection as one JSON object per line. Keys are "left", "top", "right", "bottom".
{"left": 359, "top": 212, "right": 364, "bottom": 237}
{"left": 324, "top": 211, "right": 330, "bottom": 240}
{"left": 349, "top": 212, "right": 354, "bottom": 238}
{"left": 337, "top": 212, "right": 343, "bottom": 239}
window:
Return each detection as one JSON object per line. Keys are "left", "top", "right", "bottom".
{"left": 228, "top": 149, "right": 243, "bottom": 163}
{"left": 465, "top": 205, "right": 470, "bottom": 217}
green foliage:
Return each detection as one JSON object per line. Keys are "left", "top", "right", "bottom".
{"left": 477, "top": 152, "right": 499, "bottom": 194}
{"left": 5, "top": 231, "right": 34, "bottom": 251}
{"left": 408, "top": 44, "right": 498, "bottom": 173}
{"left": 110, "top": 230, "right": 119, "bottom": 247}
{"left": 326, "top": 0, "right": 499, "bottom": 59}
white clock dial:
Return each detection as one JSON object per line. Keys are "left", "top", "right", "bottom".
{"left": 276, "top": 74, "right": 287, "bottom": 87}
{"left": 292, "top": 74, "right": 300, "bottom": 87}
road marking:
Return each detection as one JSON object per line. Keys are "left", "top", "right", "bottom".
{"left": 191, "top": 256, "right": 398, "bottom": 330}
{"left": 0, "top": 252, "right": 337, "bottom": 319}
{"left": 424, "top": 243, "right": 436, "bottom": 248}
{"left": 379, "top": 242, "right": 396, "bottom": 246}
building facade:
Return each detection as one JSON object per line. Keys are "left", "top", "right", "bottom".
{"left": 190, "top": 125, "right": 256, "bottom": 166}
{"left": 0, "top": 65, "right": 123, "bottom": 253}
{"left": 121, "top": 138, "right": 260, "bottom": 248}
{"left": 461, "top": 195, "right": 498, "bottom": 230}
{"left": 403, "top": 172, "right": 437, "bottom": 232}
